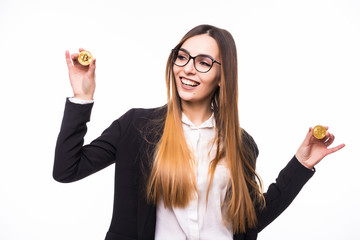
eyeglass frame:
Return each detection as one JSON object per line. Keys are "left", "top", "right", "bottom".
{"left": 171, "top": 48, "right": 221, "bottom": 73}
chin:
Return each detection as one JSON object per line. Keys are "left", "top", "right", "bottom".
{"left": 178, "top": 93, "right": 196, "bottom": 103}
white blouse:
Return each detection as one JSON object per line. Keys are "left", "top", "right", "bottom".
{"left": 68, "top": 98, "right": 233, "bottom": 239}
{"left": 155, "top": 113, "right": 233, "bottom": 240}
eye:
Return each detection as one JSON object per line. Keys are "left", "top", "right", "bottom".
{"left": 174, "top": 50, "right": 190, "bottom": 66}
{"left": 196, "top": 56, "right": 212, "bottom": 67}
{"left": 177, "top": 54, "right": 188, "bottom": 61}
{"left": 199, "top": 61, "right": 211, "bottom": 67}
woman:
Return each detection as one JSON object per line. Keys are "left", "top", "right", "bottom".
{"left": 53, "top": 24, "right": 345, "bottom": 240}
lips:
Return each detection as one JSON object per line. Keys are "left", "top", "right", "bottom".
{"left": 180, "top": 77, "right": 200, "bottom": 87}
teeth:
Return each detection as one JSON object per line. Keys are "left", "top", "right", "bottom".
{"left": 181, "top": 78, "right": 199, "bottom": 87}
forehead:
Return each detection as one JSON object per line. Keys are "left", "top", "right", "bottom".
{"left": 181, "top": 34, "right": 220, "bottom": 59}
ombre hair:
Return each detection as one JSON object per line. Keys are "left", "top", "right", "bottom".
{"left": 147, "top": 24, "right": 265, "bottom": 233}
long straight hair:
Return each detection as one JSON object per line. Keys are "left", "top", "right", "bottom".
{"left": 147, "top": 24, "right": 265, "bottom": 233}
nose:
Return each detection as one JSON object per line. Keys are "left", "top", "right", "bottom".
{"left": 183, "top": 58, "right": 196, "bottom": 74}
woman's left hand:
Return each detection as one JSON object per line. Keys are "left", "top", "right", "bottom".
{"left": 295, "top": 127, "right": 345, "bottom": 169}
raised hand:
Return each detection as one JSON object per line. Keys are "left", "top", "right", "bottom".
{"left": 295, "top": 127, "right": 345, "bottom": 169}
{"left": 65, "top": 48, "right": 96, "bottom": 100}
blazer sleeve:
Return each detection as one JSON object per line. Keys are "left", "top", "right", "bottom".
{"left": 241, "top": 130, "right": 315, "bottom": 233}
{"left": 53, "top": 98, "right": 133, "bottom": 183}
{"left": 256, "top": 156, "right": 315, "bottom": 232}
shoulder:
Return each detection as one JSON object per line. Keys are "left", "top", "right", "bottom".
{"left": 114, "top": 105, "right": 167, "bottom": 142}
{"left": 114, "top": 105, "right": 167, "bottom": 125}
{"left": 118, "top": 105, "right": 167, "bottom": 121}
{"left": 134, "top": 105, "right": 167, "bottom": 120}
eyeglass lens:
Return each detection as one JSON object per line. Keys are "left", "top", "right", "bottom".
{"left": 173, "top": 49, "right": 214, "bottom": 73}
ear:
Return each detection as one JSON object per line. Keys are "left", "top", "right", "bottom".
{"left": 217, "top": 74, "right": 221, "bottom": 87}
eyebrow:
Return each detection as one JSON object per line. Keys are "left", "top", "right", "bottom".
{"left": 179, "top": 48, "right": 216, "bottom": 60}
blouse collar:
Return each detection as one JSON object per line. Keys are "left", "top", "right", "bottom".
{"left": 181, "top": 112, "right": 215, "bottom": 129}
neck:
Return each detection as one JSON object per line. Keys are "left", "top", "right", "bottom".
{"left": 181, "top": 100, "right": 213, "bottom": 127}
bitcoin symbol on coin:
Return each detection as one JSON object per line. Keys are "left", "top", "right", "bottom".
{"left": 313, "top": 125, "right": 326, "bottom": 139}
{"left": 78, "top": 50, "right": 93, "bottom": 66}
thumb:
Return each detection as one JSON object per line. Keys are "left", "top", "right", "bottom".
{"left": 303, "top": 127, "right": 313, "bottom": 146}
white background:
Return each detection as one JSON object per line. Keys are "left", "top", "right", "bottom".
{"left": 0, "top": 0, "right": 359, "bottom": 239}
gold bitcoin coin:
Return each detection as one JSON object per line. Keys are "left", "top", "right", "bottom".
{"left": 78, "top": 50, "right": 93, "bottom": 66}
{"left": 313, "top": 125, "right": 327, "bottom": 139}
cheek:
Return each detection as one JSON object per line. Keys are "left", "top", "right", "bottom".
{"left": 203, "top": 66, "right": 221, "bottom": 85}
{"left": 207, "top": 72, "right": 221, "bottom": 87}
{"left": 172, "top": 65, "right": 180, "bottom": 76}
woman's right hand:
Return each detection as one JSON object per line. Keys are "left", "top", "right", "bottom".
{"left": 65, "top": 48, "right": 96, "bottom": 100}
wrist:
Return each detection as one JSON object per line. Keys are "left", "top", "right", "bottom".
{"left": 295, "top": 154, "right": 314, "bottom": 170}
{"left": 73, "top": 94, "right": 94, "bottom": 101}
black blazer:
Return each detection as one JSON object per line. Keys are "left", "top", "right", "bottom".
{"left": 53, "top": 99, "right": 315, "bottom": 240}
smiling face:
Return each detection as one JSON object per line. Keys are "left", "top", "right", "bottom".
{"left": 173, "top": 34, "right": 221, "bottom": 108}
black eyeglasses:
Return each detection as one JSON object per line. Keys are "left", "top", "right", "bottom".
{"left": 172, "top": 49, "right": 221, "bottom": 73}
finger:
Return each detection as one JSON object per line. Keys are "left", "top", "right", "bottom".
{"left": 88, "top": 58, "right": 96, "bottom": 76}
{"left": 71, "top": 53, "right": 79, "bottom": 59}
{"left": 320, "top": 132, "right": 331, "bottom": 145}
{"left": 326, "top": 143, "right": 345, "bottom": 155}
{"left": 65, "top": 50, "right": 72, "bottom": 68}
{"left": 304, "top": 127, "right": 313, "bottom": 145}
{"left": 324, "top": 133, "right": 335, "bottom": 147}
{"left": 71, "top": 53, "right": 80, "bottom": 64}
{"left": 324, "top": 130, "right": 331, "bottom": 139}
